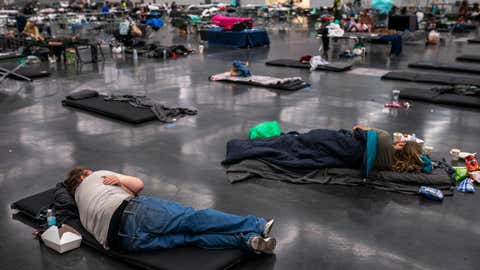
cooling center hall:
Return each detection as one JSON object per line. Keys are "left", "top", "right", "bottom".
{"left": 2, "top": 0, "right": 480, "bottom": 270}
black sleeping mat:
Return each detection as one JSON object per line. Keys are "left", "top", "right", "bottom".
{"left": 0, "top": 62, "right": 50, "bottom": 79}
{"left": 408, "top": 61, "right": 480, "bottom": 74}
{"left": 456, "top": 54, "right": 480, "bottom": 62}
{"left": 0, "top": 52, "right": 25, "bottom": 61}
{"left": 381, "top": 71, "right": 480, "bottom": 86}
{"left": 399, "top": 88, "right": 480, "bottom": 108}
{"left": 467, "top": 39, "right": 480, "bottom": 44}
{"left": 62, "top": 95, "right": 157, "bottom": 124}
{"left": 225, "top": 160, "right": 455, "bottom": 195}
{"left": 11, "top": 188, "right": 246, "bottom": 270}
{"left": 265, "top": 59, "right": 353, "bottom": 72}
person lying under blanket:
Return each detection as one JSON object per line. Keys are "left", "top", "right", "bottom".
{"left": 222, "top": 125, "right": 432, "bottom": 176}
{"left": 63, "top": 167, "right": 276, "bottom": 253}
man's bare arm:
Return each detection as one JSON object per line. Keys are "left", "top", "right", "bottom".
{"left": 103, "top": 175, "right": 144, "bottom": 195}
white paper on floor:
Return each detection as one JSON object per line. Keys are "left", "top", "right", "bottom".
{"left": 453, "top": 37, "right": 470, "bottom": 42}
{"left": 346, "top": 68, "right": 390, "bottom": 77}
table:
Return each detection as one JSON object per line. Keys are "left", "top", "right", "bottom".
{"left": 331, "top": 33, "right": 402, "bottom": 56}
{"left": 207, "top": 28, "right": 270, "bottom": 48}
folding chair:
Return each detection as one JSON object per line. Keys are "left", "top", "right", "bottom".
{"left": 74, "top": 42, "right": 105, "bottom": 64}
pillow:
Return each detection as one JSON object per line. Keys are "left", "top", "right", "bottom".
{"left": 67, "top": 89, "right": 99, "bottom": 100}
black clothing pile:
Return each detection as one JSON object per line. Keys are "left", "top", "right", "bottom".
{"left": 125, "top": 41, "right": 192, "bottom": 59}
{"left": 104, "top": 95, "right": 197, "bottom": 123}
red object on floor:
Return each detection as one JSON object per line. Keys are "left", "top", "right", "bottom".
{"left": 465, "top": 155, "right": 479, "bottom": 172}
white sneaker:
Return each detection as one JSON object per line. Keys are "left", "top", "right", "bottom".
{"left": 263, "top": 219, "right": 274, "bottom": 238}
{"left": 249, "top": 236, "right": 276, "bottom": 254}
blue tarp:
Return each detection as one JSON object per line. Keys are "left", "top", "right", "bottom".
{"left": 379, "top": 34, "right": 402, "bottom": 55}
{"left": 146, "top": 18, "right": 164, "bottom": 30}
{"left": 207, "top": 27, "right": 270, "bottom": 48}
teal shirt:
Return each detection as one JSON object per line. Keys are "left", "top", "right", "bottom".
{"left": 420, "top": 155, "right": 432, "bottom": 173}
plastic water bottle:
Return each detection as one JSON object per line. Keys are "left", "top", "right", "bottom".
{"left": 46, "top": 209, "right": 56, "bottom": 226}
{"left": 419, "top": 186, "right": 444, "bottom": 201}
{"left": 133, "top": 49, "right": 138, "bottom": 61}
{"left": 392, "top": 89, "right": 400, "bottom": 104}
{"left": 163, "top": 49, "right": 167, "bottom": 60}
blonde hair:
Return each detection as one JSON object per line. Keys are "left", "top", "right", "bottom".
{"left": 392, "top": 142, "right": 423, "bottom": 173}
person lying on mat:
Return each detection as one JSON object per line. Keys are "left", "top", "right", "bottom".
{"left": 222, "top": 125, "right": 431, "bottom": 176}
{"left": 64, "top": 167, "right": 276, "bottom": 254}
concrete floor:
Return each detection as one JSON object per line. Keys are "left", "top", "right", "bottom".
{"left": 1, "top": 23, "right": 480, "bottom": 270}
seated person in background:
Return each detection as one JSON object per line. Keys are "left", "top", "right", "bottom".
{"left": 472, "top": 3, "right": 480, "bottom": 20}
{"left": 48, "top": 34, "right": 82, "bottom": 62}
{"left": 7, "top": 30, "right": 15, "bottom": 39}
{"left": 458, "top": 0, "right": 471, "bottom": 20}
{"left": 102, "top": 1, "right": 111, "bottom": 13}
{"left": 357, "top": 10, "right": 373, "bottom": 32}
{"left": 23, "top": 20, "right": 44, "bottom": 41}
{"left": 64, "top": 167, "right": 276, "bottom": 253}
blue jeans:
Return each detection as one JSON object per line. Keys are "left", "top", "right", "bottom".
{"left": 117, "top": 196, "right": 266, "bottom": 251}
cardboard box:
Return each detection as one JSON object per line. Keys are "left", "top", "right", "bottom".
{"left": 41, "top": 224, "right": 82, "bottom": 253}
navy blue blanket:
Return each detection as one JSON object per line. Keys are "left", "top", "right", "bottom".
{"left": 379, "top": 34, "right": 402, "bottom": 56}
{"left": 207, "top": 28, "right": 270, "bottom": 48}
{"left": 222, "top": 129, "right": 367, "bottom": 169}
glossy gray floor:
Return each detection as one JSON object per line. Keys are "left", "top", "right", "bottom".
{"left": 1, "top": 24, "right": 480, "bottom": 270}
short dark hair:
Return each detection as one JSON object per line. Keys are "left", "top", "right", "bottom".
{"left": 64, "top": 166, "right": 89, "bottom": 194}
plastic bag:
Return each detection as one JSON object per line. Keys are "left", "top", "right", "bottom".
{"left": 249, "top": 121, "right": 282, "bottom": 139}
{"left": 457, "top": 178, "right": 475, "bottom": 193}
{"left": 131, "top": 23, "right": 143, "bottom": 37}
{"left": 427, "top": 30, "right": 440, "bottom": 45}
{"left": 327, "top": 23, "right": 344, "bottom": 37}
{"left": 469, "top": 171, "right": 480, "bottom": 183}
{"left": 454, "top": 167, "right": 468, "bottom": 182}
{"left": 371, "top": 0, "right": 393, "bottom": 14}
{"left": 309, "top": 55, "right": 330, "bottom": 71}
{"left": 419, "top": 186, "right": 444, "bottom": 201}
{"left": 119, "top": 21, "right": 130, "bottom": 35}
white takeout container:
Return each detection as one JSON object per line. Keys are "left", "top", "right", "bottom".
{"left": 459, "top": 152, "right": 477, "bottom": 159}
{"left": 401, "top": 135, "right": 424, "bottom": 144}
{"left": 41, "top": 224, "right": 82, "bottom": 253}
